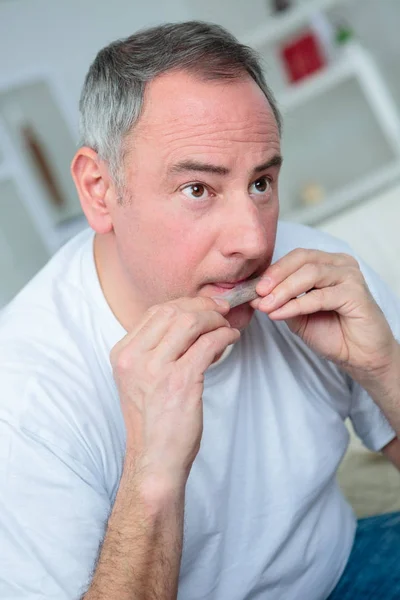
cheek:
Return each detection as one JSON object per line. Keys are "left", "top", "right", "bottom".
{"left": 115, "top": 205, "right": 211, "bottom": 296}
{"left": 157, "top": 222, "right": 210, "bottom": 281}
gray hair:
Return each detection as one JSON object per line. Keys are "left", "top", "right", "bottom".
{"left": 79, "top": 21, "right": 282, "bottom": 188}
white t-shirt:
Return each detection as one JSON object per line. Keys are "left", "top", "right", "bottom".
{"left": 0, "top": 222, "right": 397, "bottom": 600}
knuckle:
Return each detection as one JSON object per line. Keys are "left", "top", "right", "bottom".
{"left": 295, "top": 247, "right": 309, "bottom": 261}
{"left": 312, "top": 287, "right": 325, "bottom": 310}
{"left": 305, "top": 262, "right": 319, "bottom": 278}
{"left": 345, "top": 265, "right": 363, "bottom": 284}
{"left": 110, "top": 337, "right": 129, "bottom": 367}
{"left": 179, "top": 312, "right": 199, "bottom": 331}
{"left": 198, "top": 296, "right": 215, "bottom": 310}
{"left": 339, "top": 252, "right": 359, "bottom": 267}
{"left": 109, "top": 345, "right": 120, "bottom": 368}
{"left": 159, "top": 304, "right": 178, "bottom": 319}
{"left": 113, "top": 348, "right": 133, "bottom": 375}
{"left": 350, "top": 258, "right": 361, "bottom": 271}
{"left": 200, "top": 334, "right": 217, "bottom": 351}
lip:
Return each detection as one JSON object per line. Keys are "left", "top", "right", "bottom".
{"left": 211, "top": 268, "right": 263, "bottom": 290}
{"left": 212, "top": 279, "right": 248, "bottom": 290}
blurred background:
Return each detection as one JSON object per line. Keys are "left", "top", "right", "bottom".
{"left": 1, "top": 0, "right": 400, "bottom": 307}
{"left": 1, "top": 0, "right": 400, "bottom": 519}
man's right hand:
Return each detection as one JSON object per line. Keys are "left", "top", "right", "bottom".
{"left": 110, "top": 297, "right": 239, "bottom": 487}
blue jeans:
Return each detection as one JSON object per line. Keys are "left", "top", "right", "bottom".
{"left": 328, "top": 511, "right": 400, "bottom": 599}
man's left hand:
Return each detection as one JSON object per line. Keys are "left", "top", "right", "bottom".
{"left": 251, "top": 248, "right": 399, "bottom": 387}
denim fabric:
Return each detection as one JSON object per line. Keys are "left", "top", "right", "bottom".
{"left": 328, "top": 511, "right": 400, "bottom": 599}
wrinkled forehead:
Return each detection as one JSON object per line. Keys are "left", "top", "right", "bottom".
{"left": 132, "top": 69, "right": 280, "bottom": 146}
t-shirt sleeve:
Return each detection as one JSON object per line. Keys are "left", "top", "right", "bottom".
{"left": 0, "top": 374, "right": 112, "bottom": 599}
{"left": 348, "top": 255, "right": 399, "bottom": 452}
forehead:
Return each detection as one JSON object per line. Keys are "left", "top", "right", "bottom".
{"left": 129, "top": 70, "right": 280, "bottom": 161}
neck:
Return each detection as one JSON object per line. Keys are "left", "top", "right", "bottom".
{"left": 93, "top": 232, "right": 145, "bottom": 333}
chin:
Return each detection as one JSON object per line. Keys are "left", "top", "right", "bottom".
{"left": 225, "top": 303, "right": 255, "bottom": 331}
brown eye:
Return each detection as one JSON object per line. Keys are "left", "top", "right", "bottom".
{"left": 191, "top": 184, "right": 205, "bottom": 197}
{"left": 182, "top": 183, "right": 209, "bottom": 201}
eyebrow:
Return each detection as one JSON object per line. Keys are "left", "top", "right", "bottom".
{"left": 169, "top": 154, "right": 283, "bottom": 177}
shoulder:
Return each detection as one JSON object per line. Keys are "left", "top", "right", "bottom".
{"left": 0, "top": 227, "right": 96, "bottom": 369}
{"left": 0, "top": 228, "right": 117, "bottom": 463}
{"left": 274, "top": 220, "right": 354, "bottom": 259}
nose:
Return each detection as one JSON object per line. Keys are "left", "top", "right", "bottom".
{"left": 220, "top": 194, "right": 270, "bottom": 260}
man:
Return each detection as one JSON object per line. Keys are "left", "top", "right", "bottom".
{"left": 1, "top": 20, "right": 400, "bottom": 600}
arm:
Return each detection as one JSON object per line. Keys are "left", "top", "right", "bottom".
{"left": 84, "top": 296, "right": 237, "bottom": 599}
{"left": 356, "top": 341, "right": 400, "bottom": 435}
{"left": 83, "top": 453, "right": 185, "bottom": 600}
{"left": 361, "top": 341, "right": 400, "bottom": 469}
{"left": 0, "top": 298, "right": 236, "bottom": 599}
{"left": 250, "top": 247, "right": 400, "bottom": 451}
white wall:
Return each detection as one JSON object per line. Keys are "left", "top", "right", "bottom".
{"left": 0, "top": 0, "right": 190, "bottom": 137}
{"left": 332, "top": 0, "right": 400, "bottom": 107}
{"left": 0, "top": 0, "right": 190, "bottom": 306}
{"left": 183, "top": 0, "right": 273, "bottom": 39}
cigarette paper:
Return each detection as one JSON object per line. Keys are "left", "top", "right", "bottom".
{"left": 217, "top": 276, "right": 263, "bottom": 308}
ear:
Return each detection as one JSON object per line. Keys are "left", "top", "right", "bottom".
{"left": 70, "top": 147, "right": 116, "bottom": 234}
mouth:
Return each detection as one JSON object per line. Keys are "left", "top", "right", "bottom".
{"left": 209, "top": 269, "right": 263, "bottom": 294}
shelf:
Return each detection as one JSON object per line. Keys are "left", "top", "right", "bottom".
{"left": 282, "top": 160, "right": 400, "bottom": 226}
{"left": 242, "top": 0, "right": 348, "bottom": 49}
{"left": 240, "top": 3, "right": 400, "bottom": 228}
{"left": 278, "top": 44, "right": 354, "bottom": 111}
{"left": 277, "top": 41, "right": 400, "bottom": 151}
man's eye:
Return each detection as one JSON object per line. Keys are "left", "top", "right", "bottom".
{"left": 182, "top": 183, "right": 209, "bottom": 200}
{"left": 250, "top": 177, "right": 271, "bottom": 195}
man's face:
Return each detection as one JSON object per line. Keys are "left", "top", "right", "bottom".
{"left": 110, "top": 70, "right": 281, "bottom": 330}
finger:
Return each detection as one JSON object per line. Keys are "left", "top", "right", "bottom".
{"left": 256, "top": 249, "right": 359, "bottom": 296}
{"left": 111, "top": 296, "right": 230, "bottom": 360}
{"left": 172, "top": 295, "right": 230, "bottom": 314}
{"left": 266, "top": 283, "right": 355, "bottom": 320}
{"left": 213, "top": 276, "right": 263, "bottom": 308}
{"left": 256, "top": 263, "right": 348, "bottom": 313}
{"left": 151, "top": 309, "right": 232, "bottom": 363}
{"left": 249, "top": 297, "right": 262, "bottom": 310}
{"left": 179, "top": 326, "right": 240, "bottom": 372}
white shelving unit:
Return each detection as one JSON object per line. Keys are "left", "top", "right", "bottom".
{"left": 242, "top": 0, "right": 400, "bottom": 225}
{"left": 279, "top": 43, "right": 400, "bottom": 151}
{"left": 0, "top": 72, "right": 86, "bottom": 308}
{"left": 286, "top": 160, "right": 400, "bottom": 225}
{"left": 243, "top": 0, "right": 349, "bottom": 49}
{"left": 280, "top": 42, "right": 400, "bottom": 224}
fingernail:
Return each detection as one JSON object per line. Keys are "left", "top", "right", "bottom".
{"left": 257, "top": 276, "right": 272, "bottom": 290}
{"left": 213, "top": 297, "right": 230, "bottom": 308}
{"left": 261, "top": 294, "right": 275, "bottom": 306}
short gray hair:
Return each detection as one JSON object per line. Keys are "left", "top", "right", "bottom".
{"left": 79, "top": 21, "right": 282, "bottom": 187}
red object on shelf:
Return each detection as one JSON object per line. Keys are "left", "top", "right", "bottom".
{"left": 280, "top": 31, "right": 326, "bottom": 83}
